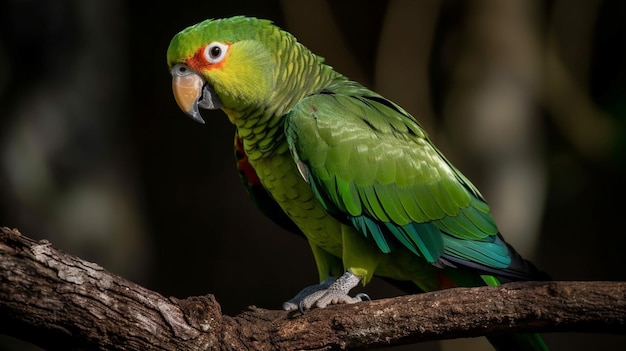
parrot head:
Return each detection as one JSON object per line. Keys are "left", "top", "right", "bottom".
{"left": 167, "top": 16, "right": 289, "bottom": 124}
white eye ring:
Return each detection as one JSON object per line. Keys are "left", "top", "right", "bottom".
{"left": 204, "top": 42, "right": 229, "bottom": 64}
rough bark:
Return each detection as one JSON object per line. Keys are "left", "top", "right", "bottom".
{"left": 1, "top": 226, "right": 625, "bottom": 351}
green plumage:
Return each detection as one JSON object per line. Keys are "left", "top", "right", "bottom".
{"left": 286, "top": 88, "right": 502, "bottom": 265}
{"left": 167, "top": 16, "right": 549, "bottom": 351}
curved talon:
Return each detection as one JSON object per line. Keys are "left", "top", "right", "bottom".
{"left": 355, "top": 292, "right": 371, "bottom": 301}
{"left": 298, "top": 300, "right": 307, "bottom": 313}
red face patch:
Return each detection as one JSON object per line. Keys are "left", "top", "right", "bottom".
{"left": 188, "top": 42, "right": 231, "bottom": 71}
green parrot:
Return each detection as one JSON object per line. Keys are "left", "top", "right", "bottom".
{"left": 167, "top": 16, "right": 549, "bottom": 350}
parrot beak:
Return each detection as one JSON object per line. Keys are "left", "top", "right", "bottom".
{"left": 171, "top": 64, "right": 222, "bottom": 124}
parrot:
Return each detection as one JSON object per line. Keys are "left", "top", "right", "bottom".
{"left": 167, "top": 16, "right": 550, "bottom": 350}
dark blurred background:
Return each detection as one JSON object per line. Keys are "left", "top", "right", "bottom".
{"left": 1, "top": 0, "right": 625, "bottom": 350}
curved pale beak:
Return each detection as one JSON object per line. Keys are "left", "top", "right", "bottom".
{"left": 171, "top": 64, "right": 222, "bottom": 124}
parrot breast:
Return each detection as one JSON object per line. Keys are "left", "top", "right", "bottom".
{"left": 248, "top": 148, "right": 344, "bottom": 257}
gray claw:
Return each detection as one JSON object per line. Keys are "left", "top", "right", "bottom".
{"left": 298, "top": 300, "right": 306, "bottom": 314}
{"left": 355, "top": 292, "right": 371, "bottom": 301}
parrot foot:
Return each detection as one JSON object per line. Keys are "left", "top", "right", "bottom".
{"left": 283, "top": 272, "right": 366, "bottom": 311}
{"left": 282, "top": 276, "right": 336, "bottom": 311}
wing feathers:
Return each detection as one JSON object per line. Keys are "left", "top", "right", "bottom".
{"left": 359, "top": 185, "right": 390, "bottom": 222}
{"left": 442, "top": 235, "right": 511, "bottom": 268}
{"left": 286, "top": 89, "right": 513, "bottom": 272}
{"left": 373, "top": 182, "right": 412, "bottom": 224}
{"left": 351, "top": 215, "right": 392, "bottom": 253}
{"left": 336, "top": 176, "right": 361, "bottom": 216}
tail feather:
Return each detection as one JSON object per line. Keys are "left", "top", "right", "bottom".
{"left": 502, "top": 240, "right": 550, "bottom": 281}
{"left": 383, "top": 233, "right": 551, "bottom": 350}
{"left": 442, "top": 234, "right": 550, "bottom": 282}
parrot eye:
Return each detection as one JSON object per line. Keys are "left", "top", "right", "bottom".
{"left": 204, "top": 42, "right": 229, "bottom": 64}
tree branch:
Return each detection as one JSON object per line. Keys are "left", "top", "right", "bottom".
{"left": 1, "top": 226, "right": 625, "bottom": 350}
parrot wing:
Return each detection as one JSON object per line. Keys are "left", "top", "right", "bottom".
{"left": 285, "top": 86, "right": 536, "bottom": 279}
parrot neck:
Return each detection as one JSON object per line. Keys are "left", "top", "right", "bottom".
{"left": 229, "top": 49, "right": 342, "bottom": 161}
{"left": 230, "top": 108, "right": 291, "bottom": 162}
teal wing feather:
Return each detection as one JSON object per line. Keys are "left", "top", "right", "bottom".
{"left": 285, "top": 82, "right": 513, "bottom": 272}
